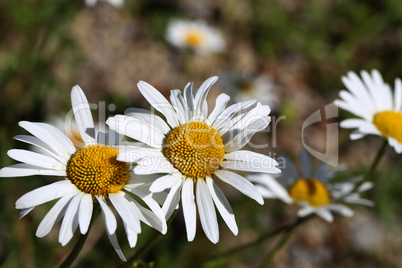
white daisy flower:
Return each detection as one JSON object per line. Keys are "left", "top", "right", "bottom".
{"left": 106, "top": 76, "right": 280, "bottom": 243}
{"left": 335, "top": 69, "right": 402, "bottom": 153}
{"left": 234, "top": 75, "right": 279, "bottom": 110}
{"left": 0, "top": 86, "right": 166, "bottom": 261}
{"left": 166, "top": 19, "right": 225, "bottom": 54}
{"left": 249, "top": 150, "right": 373, "bottom": 222}
{"left": 85, "top": 0, "right": 124, "bottom": 8}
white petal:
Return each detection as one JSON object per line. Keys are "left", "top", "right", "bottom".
{"left": 117, "top": 147, "right": 164, "bottom": 163}
{"left": 137, "top": 81, "right": 179, "bottom": 128}
{"left": 248, "top": 173, "right": 292, "bottom": 204}
{"left": 123, "top": 223, "right": 138, "bottom": 248}
{"left": 106, "top": 115, "right": 164, "bottom": 148}
{"left": 20, "top": 207, "right": 34, "bottom": 219}
{"left": 134, "top": 156, "right": 176, "bottom": 175}
{"left": 0, "top": 163, "right": 67, "bottom": 177}
{"left": 106, "top": 232, "right": 127, "bottom": 261}
{"left": 183, "top": 82, "right": 195, "bottom": 121}
{"left": 18, "top": 121, "right": 75, "bottom": 160}
{"left": 281, "top": 156, "right": 299, "bottom": 182}
{"left": 162, "top": 179, "right": 183, "bottom": 219}
{"left": 315, "top": 208, "right": 333, "bottom": 222}
{"left": 124, "top": 108, "right": 170, "bottom": 134}
{"left": 109, "top": 193, "right": 141, "bottom": 233}
{"left": 206, "top": 177, "right": 238, "bottom": 235}
{"left": 36, "top": 194, "right": 75, "bottom": 238}
{"left": 215, "top": 170, "right": 263, "bottom": 205}
{"left": 170, "top": 89, "right": 187, "bottom": 125}
{"left": 212, "top": 100, "right": 256, "bottom": 131}
{"left": 8, "top": 149, "right": 65, "bottom": 171}
{"left": 196, "top": 178, "right": 219, "bottom": 243}
{"left": 181, "top": 178, "right": 197, "bottom": 241}
{"left": 150, "top": 173, "right": 182, "bottom": 193}
{"left": 193, "top": 76, "right": 218, "bottom": 118}
{"left": 16, "top": 181, "right": 78, "bottom": 209}
{"left": 297, "top": 205, "right": 315, "bottom": 217}
{"left": 78, "top": 194, "right": 93, "bottom": 234}
{"left": 327, "top": 204, "right": 354, "bottom": 217}
{"left": 207, "top": 93, "right": 230, "bottom": 125}
{"left": 96, "top": 196, "right": 117, "bottom": 234}
{"left": 222, "top": 151, "right": 280, "bottom": 173}
{"left": 14, "top": 135, "right": 66, "bottom": 164}
{"left": 394, "top": 78, "right": 402, "bottom": 111}
{"left": 71, "top": 85, "right": 96, "bottom": 145}
{"left": 59, "top": 192, "right": 83, "bottom": 246}
{"left": 224, "top": 117, "right": 271, "bottom": 152}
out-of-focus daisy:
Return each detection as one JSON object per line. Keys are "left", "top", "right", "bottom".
{"left": 0, "top": 86, "right": 166, "bottom": 261}
{"left": 166, "top": 19, "right": 225, "bottom": 54}
{"left": 335, "top": 69, "right": 402, "bottom": 153}
{"left": 107, "top": 76, "right": 280, "bottom": 243}
{"left": 250, "top": 150, "right": 373, "bottom": 222}
{"left": 85, "top": 0, "right": 124, "bottom": 8}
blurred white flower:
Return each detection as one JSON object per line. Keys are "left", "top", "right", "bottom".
{"left": 166, "top": 19, "right": 225, "bottom": 54}
{"left": 250, "top": 150, "right": 373, "bottom": 222}
{"left": 85, "top": 0, "right": 124, "bottom": 8}
{"left": 335, "top": 69, "right": 402, "bottom": 153}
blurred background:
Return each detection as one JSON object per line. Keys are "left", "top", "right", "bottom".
{"left": 0, "top": 0, "right": 402, "bottom": 267}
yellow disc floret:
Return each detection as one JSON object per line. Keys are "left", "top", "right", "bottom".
{"left": 164, "top": 122, "right": 225, "bottom": 179}
{"left": 373, "top": 110, "right": 402, "bottom": 143}
{"left": 184, "top": 29, "right": 206, "bottom": 48}
{"left": 67, "top": 145, "right": 129, "bottom": 196}
{"left": 288, "top": 178, "right": 330, "bottom": 207}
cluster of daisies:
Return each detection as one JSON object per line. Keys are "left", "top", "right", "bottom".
{"left": 1, "top": 68, "right": 395, "bottom": 261}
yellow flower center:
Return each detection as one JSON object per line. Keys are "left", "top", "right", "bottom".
{"left": 164, "top": 122, "right": 225, "bottom": 179}
{"left": 288, "top": 178, "right": 330, "bottom": 207}
{"left": 373, "top": 110, "right": 402, "bottom": 142}
{"left": 67, "top": 145, "right": 130, "bottom": 196}
{"left": 184, "top": 29, "right": 206, "bottom": 48}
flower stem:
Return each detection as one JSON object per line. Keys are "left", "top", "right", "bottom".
{"left": 198, "top": 215, "right": 312, "bottom": 266}
{"left": 58, "top": 205, "right": 99, "bottom": 268}
{"left": 119, "top": 209, "right": 179, "bottom": 268}
{"left": 257, "top": 220, "right": 297, "bottom": 268}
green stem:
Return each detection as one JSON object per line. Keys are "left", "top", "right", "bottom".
{"left": 257, "top": 221, "right": 297, "bottom": 268}
{"left": 119, "top": 209, "right": 179, "bottom": 268}
{"left": 198, "top": 215, "right": 312, "bottom": 266}
{"left": 341, "top": 139, "right": 387, "bottom": 199}
{"left": 58, "top": 205, "right": 99, "bottom": 268}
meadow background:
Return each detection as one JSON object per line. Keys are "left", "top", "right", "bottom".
{"left": 0, "top": 0, "right": 401, "bottom": 267}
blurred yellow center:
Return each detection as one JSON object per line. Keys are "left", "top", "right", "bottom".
{"left": 67, "top": 145, "right": 129, "bottom": 196}
{"left": 288, "top": 178, "right": 330, "bottom": 207}
{"left": 164, "top": 122, "right": 225, "bottom": 179}
{"left": 185, "top": 30, "right": 205, "bottom": 48}
{"left": 373, "top": 110, "right": 402, "bottom": 142}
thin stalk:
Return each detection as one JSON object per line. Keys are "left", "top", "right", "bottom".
{"left": 257, "top": 222, "right": 297, "bottom": 268}
{"left": 120, "top": 209, "right": 179, "bottom": 268}
{"left": 59, "top": 206, "right": 100, "bottom": 268}
{"left": 198, "top": 215, "right": 312, "bottom": 266}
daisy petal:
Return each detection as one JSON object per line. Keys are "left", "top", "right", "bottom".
{"left": 222, "top": 151, "right": 280, "bottom": 173}
{"left": 315, "top": 208, "right": 333, "bottom": 222}
{"left": 162, "top": 179, "right": 183, "bottom": 219}
{"left": 181, "top": 178, "right": 197, "bottom": 241}
{"left": 123, "top": 223, "right": 138, "bottom": 248}
{"left": 78, "top": 194, "right": 93, "bottom": 234}
{"left": 300, "top": 150, "right": 311, "bottom": 178}
{"left": 18, "top": 121, "right": 75, "bottom": 160}
{"left": 327, "top": 204, "right": 354, "bottom": 217}
{"left": 137, "top": 81, "right": 179, "bottom": 128}
{"left": 36, "top": 194, "right": 75, "bottom": 238}
{"left": 297, "top": 206, "right": 315, "bottom": 217}
{"left": 196, "top": 178, "right": 219, "bottom": 243}
{"left": 208, "top": 93, "right": 230, "bottom": 125}
{"left": 59, "top": 192, "right": 83, "bottom": 246}
{"left": 96, "top": 196, "right": 117, "bottom": 235}
{"left": 206, "top": 177, "right": 238, "bottom": 235}
{"left": 150, "top": 173, "right": 182, "bottom": 193}
{"left": 0, "top": 163, "right": 67, "bottom": 177}
{"left": 8, "top": 149, "right": 65, "bottom": 171}
{"left": 106, "top": 232, "right": 127, "bottom": 262}
{"left": 248, "top": 173, "right": 292, "bottom": 204}
{"left": 215, "top": 170, "right": 263, "bottom": 205}
{"left": 125, "top": 108, "right": 170, "bottom": 134}
{"left": 16, "top": 181, "right": 78, "bottom": 209}
{"left": 194, "top": 76, "right": 218, "bottom": 118}
{"left": 109, "top": 193, "right": 141, "bottom": 233}
{"left": 71, "top": 85, "right": 96, "bottom": 145}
